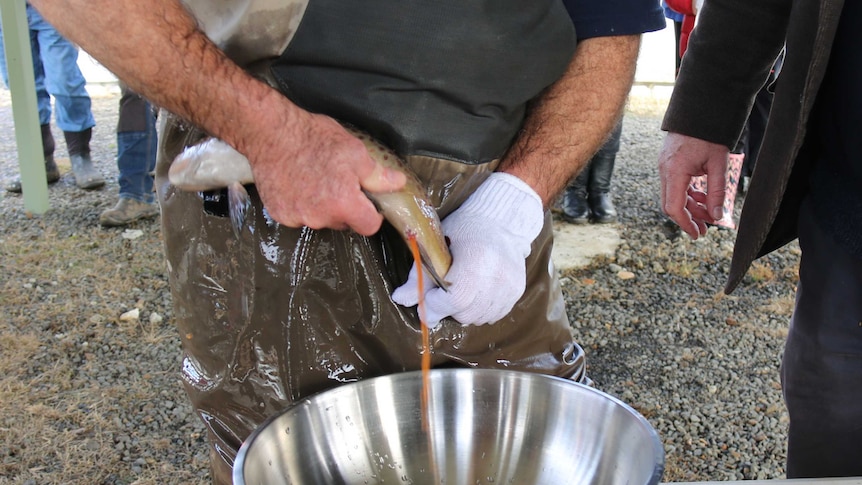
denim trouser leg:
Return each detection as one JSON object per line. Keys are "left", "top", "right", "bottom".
{"left": 27, "top": 4, "right": 94, "bottom": 132}
{"left": 117, "top": 87, "right": 157, "bottom": 203}
{"left": 31, "top": 45, "right": 52, "bottom": 125}
{"left": 0, "top": 8, "right": 53, "bottom": 125}
{"left": 782, "top": 199, "right": 862, "bottom": 478}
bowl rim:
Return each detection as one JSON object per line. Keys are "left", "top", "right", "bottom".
{"left": 232, "top": 368, "right": 665, "bottom": 485}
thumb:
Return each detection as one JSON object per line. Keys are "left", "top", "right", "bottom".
{"left": 360, "top": 161, "right": 407, "bottom": 194}
{"left": 392, "top": 281, "right": 420, "bottom": 308}
{"left": 392, "top": 264, "right": 424, "bottom": 307}
{"left": 706, "top": 156, "right": 728, "bottom": 222}
{"left": 423, "top": 287, "right": 454, "bottom": 328}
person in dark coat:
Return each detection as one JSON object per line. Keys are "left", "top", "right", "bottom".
{"left": 658, "top": 0, "right": 861, "bottom": 478}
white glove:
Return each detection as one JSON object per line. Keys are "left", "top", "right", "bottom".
{"left": 392, "top": 172, "right": 545, "bottom": 327}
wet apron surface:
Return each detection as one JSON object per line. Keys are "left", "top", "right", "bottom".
{"left": 159, "top": 1, "right": 580, "bottom": 482}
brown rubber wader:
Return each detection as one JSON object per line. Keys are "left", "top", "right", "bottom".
{"left": 157, "top": 1, "right": 586, "bottom": 483}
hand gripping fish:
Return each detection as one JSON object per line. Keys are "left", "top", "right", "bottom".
{"left": 168, "top": 125, "right": 452, "bottom": 290}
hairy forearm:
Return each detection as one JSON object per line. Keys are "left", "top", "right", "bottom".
{"left": 29, "top": 0, "right": 297, "bottom": 160}
{"left": 500, "top": 35, "right": 641, "bottom": 206}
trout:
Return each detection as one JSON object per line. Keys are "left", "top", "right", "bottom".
{"left": 168, "top": 125, "right": 451, "bottom": 290}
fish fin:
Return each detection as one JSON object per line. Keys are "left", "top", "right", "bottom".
{"left": 419, "top": 246, "right": 450, "bottom": 292}
{"left": 228, "top": 182, "right": 250, "bottom": 238}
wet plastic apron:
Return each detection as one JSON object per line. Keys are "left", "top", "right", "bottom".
{"left": 159, "top": 2, "right": 581, "bottom": 482}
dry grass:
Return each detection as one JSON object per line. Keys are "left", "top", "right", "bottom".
{"left": 747, "top": 261, "right": 776, "bottom": 284}
{"left": 0, "top": 223, "right": 209, "bottom": 484}
{"left": 760, "top": 292, "right": 797, "bottom": 319}
{"left": 666, "top": 258, "right": 699, "bottom": 278}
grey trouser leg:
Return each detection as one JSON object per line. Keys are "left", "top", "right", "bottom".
{"left": 782, "top": 199, "right": 862, "bottom": 478}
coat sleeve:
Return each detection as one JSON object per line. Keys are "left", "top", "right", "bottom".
{"left": 661, "top": 0, "right": 791, "bottom": 148}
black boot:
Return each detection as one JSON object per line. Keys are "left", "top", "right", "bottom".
{"left": 589, "top": 192, "right": 617, "bottom": 224}
{"left": 4, "top": 124, "right": 60, "bottom": 193}
{"left": 588, "top": 123, "right": 621, "bottom": 224}
{"left": 65, "top": 128, "right": 105, "bottom": 190}
{"left": 560, "top": 169, "right": 590, "bottom": 224}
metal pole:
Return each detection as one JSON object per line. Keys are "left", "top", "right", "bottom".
{"left": 0, "top": 0, "right": 49, "bottom": 213}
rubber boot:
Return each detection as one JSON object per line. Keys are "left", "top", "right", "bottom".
{"left": 587, "top": 124, "right": 621, "bottom": 224}
{"left": 65, "top": 128, "right": 105, "bottom": 190}
{"left": 42, "top": 123, "right": 57, "bottom": 177}
{"left": 559, "top": 169, "right": 590, "bottom": 224}
{"left": 690, "top": 153, "right": 744, "bottom": 230}
{"left": 716, "top": 152, "right": 744, "bottom": 229}
{"left": 4, "top": 124, "right": 60, "bottom": 193}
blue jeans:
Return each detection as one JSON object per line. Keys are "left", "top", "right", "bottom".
{"left": 117, "top": 85, "right": 157, "bottom": 203}
{"left": 0, "top": 4, "right": 95, "bottom": 132}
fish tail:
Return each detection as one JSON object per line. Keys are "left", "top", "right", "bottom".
{"left": 228, "top": 181, "right": 251, "bottom": 238}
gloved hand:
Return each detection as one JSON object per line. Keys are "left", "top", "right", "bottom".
{"left": 392, "top": 172, "right": 545, "bottom": 327}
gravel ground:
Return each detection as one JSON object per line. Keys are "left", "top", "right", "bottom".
{"left": 0, "top": 88, "right": 799, "bottom": 483}
{"left": 561, "top": 100, "right": 798, "bottom": 482}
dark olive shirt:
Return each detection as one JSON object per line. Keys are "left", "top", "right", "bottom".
{"left": 272, "top": 0, "right": 663, "bottom": 165}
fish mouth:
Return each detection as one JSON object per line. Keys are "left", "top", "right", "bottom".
{"left": 419, "top": 247, "right": 450, "bottom": 292}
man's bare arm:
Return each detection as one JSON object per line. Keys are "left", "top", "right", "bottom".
{"left": 30, "top": 0, "right": 288, "bottom": 157}
{"left": 500, "top": 35, "right": 641, "bottom": 207}
{"left": 29, "top": 0, "right": 405, "bottom": 235}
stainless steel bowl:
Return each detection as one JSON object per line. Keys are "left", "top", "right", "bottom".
{"left": 233, "top": 368, "right": 664, "bottom": 485}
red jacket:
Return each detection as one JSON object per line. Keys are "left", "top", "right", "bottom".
{"left": 665, "top": 0, "right": 696, "bottom": 57}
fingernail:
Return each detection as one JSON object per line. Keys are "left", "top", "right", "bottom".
{"left": 712, "top": 207, "right": 722, "bottom": 220}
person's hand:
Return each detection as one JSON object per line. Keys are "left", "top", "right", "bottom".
{"left": 658, "top": 132, "right": 730, "bottom": 239}
{"left": 245, "top": 110, "right": 407, "bottom": 236}
{"left": 392, "top": 173, "right": 544, "bottom": 327}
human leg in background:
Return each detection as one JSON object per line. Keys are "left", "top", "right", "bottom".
{"left": 559, "top": 165, "right": 590, "bottom": 224}
{"left": 587, "top": 121, "right": 622, "bottom": 224}
{"left": 741, "top": 54, "right": 783, "bottom": 194}
{"left": 673, "top": 19, "right": 682, "bottom": 76}
{"left": 741, "top": 87, "right": 771, "bottom": 193}
{"left": 560, "top": 121, "right": 622, "bottom": 224}
{"left": 690, "top": 125, "right": 744, "bottom": 230}
{"left": 690, "top": 154, "right": 743, "bottom": 229}
{"left": 782, "top": 199, "right": 862, "bottom": 478}
{"left": 28, "top": 4, "right": 103, "bottom": 190}
{"left": 100, "top": 83, "right": 159, "bottom": 226}
{"left": 0, "top": 16, "right": 60, "bottom": 192}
